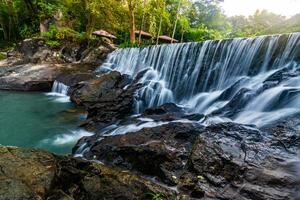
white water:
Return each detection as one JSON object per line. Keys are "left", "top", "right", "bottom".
{"left": 42, "top": 129, "right": 93, "bottom": 146}
{"left": 46, "top": 80, "right": 70, "bottom": 102}
{"left": 98, "top": 33, "right": 300, "bottom": 127}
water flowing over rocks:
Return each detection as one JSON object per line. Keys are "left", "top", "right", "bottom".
{"left": 73, "top": 114, "right": 300, "bottom": 199}
{"left": 2, "top": 33, "right": 300, "bottom": 199}
{"left": 69, "top": 33, "right": 300, "bottom": 199}
{"left": 98, "top": 33, "right": 300, "bottom": 126}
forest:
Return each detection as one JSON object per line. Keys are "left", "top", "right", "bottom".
{"left": 0, "top": 0, "right": 300, "bottom": 48}
{"left": 1, "top": 0, "right": 300, "bottom": 199}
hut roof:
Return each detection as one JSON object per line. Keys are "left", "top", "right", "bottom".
{"left": 157, "top": 35, "right": 178, "bottom": 43}
{"left": 92, "top": 30, "right": 117, "bottom": 39}
{"left": 134, "top": 30, "right": 152, "bottom": 38}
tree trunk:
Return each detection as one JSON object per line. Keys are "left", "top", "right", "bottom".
{"left": 180, "top": 31, "right": 184, "bottom": 43}
{"left": 7, "top": 0, "right": 16, "bottom": 41}
{"left": 156, "top": 2, "right": 165, "bottom": 45}
{"left": 54, "top": 10, "right": 63, "bottom": 30}
{"left": 156, "top": 15, "right": 163, "bottom": 45}
{"left": 39, "top": 19, "right": 48, "bottom": 33}
{"left": 0, "top": 22, "right": 8, "bottom": 40}
{"left": 138, "top": 0, "right": 146, "bottom": 46}
{"left": 128, "top": 0, "right": 136, "bottom": 43}
{"left": 171, "top": 0, "right": 182, "bottom": 43}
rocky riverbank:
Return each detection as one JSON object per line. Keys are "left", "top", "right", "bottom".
{"left": 1, "top": 36, "right": 300, "bottom": 199}
{"left": 0, "top": 146, "right": 180, "bottom": 199}
{"left": 0, "top": 38, "right": 114, "bottom": 91}
{"left": 68, "top": 69, "right": 300, "bottom": 199}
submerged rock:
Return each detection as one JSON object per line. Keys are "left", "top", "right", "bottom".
{"left": 0, "top": 146, "right": 181, "bottom": 200}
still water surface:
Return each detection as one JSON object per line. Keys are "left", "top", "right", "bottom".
{"left": 0, "top": 91, "right": 92, "bottom": 154}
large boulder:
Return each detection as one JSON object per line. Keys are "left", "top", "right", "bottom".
{"left": 0, "top": 146, "right": 182, "bottom": 200}
{"left": 0, "top": 38, "right": 114, "bottom": 91}
{"left": 74, "top": 120, "right": 300, "bottom": 199}
{"left": 70, "top": 71, "right": 135, "bottom": 125}
{"left": 4, "top": 38, "right": 114, "bottom": 66}
{"left": 0, "top": 63, "right": 96, "bottom": 91}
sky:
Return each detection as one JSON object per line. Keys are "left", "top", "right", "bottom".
{"left": 221, "top": 0, "right": 300, "bottom": 17}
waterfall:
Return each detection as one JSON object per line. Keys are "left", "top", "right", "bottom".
{"left": 46, "top": 80, "right": 70, "bottom": 103}
{"left": 51, "top": 80, "right": 70, "bottom": 95}
{"left": 98, "top": 33, "right": 300, "bottom": 126}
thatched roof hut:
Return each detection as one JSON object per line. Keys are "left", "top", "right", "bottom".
{"left": 157, "top": 35, "right": 178, "bottom": 43}
{"left": 92, "top": 30, "right": 117, "bottom": 39}
{"left": 134, "top": 30, "right": 152, "bottom": 39}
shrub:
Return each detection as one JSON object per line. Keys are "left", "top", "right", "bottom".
{"left": 41, "top": 24, "right": 88, "bottom": 44}
{"left": 0, "top": 53, "right": 6, "bottom": 61}
{"left": 46, "top": 40, "right": 60, "bottom": 48}
{"left": 118, "top": 41, "right": 139, "bottom": 48}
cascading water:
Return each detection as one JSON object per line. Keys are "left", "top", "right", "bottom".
{"left": 51, "top": 80, "right": 70, "bottom": 95}
{"left": 46, "top": 80, "right": 71, "bottom": 103}
{"left": 98, "top": 33, "right": 300, "bottom": 127}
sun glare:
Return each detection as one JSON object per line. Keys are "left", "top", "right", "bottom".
{"left": 222, "top": 0, "right": 300, "bottom": 17}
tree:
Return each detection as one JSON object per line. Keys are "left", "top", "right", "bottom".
{"left": 126, "top": 0, "right": 136, "bottom": 43}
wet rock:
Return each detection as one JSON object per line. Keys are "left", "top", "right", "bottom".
{"left": 80, "top": 122, "right": 201, "bottom": 185}
{"left": 70, "top": 71, "right": 135, "bottom": 124}
{"left": 76, "top": 121, "right": 300, "bottom": 199}
{"left": 0, "top": 63, "right": 96, "bottom": 91}
{"left": 81, "top": 45, "right": 114, "bottom": 65}
{"left": 0, "top": 146, "right": 180, "bottom": 200}
{"left": 144, "top": 103, "right": 183, "bottom": 115}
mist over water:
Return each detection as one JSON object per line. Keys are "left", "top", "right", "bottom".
{"left": 99, "top": 33, "right": 300, "bottom": 127}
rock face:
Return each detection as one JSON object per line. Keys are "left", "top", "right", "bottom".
{"left": 0, "top": 38, "right": 113, "bottom": 91}
{"left": 4, "top": 38, "right": 114, "bottom": 66}
{"left": 70, "top": 71, "right": 135, "bottom": 127}
{"left": 0, "top": 146, "right": 181, "bottom": 200}
{"left": 73, "top": 105, "right": 300, "bottom": 199}
{"left": 0, "top": 63, "right": 95, "bottom": 91}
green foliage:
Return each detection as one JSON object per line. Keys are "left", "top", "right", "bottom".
{"left": 147, "top": 192, "right": 163, "bottom": 200}
{"left": 118, "top": 42, "right": 139, "bottom": 48}
{"left": 41, "top": 24, "right": 88, "bottom": 44}
{"left": 0, "top": 0, "right": 299, "bottom": 45}
{"left": 19, "top": 24, "right": 38, "bottom": 39}
{"left": 185, "top": 24, "right": 222, "bottom": 41}
{"left": 0, "top": 53, "right": 6, "bottom": 61}
{"left": 46, "top": 40, "right": 60, "bottom": 48}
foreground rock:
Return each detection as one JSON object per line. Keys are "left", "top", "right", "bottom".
{"left": 73, "top": 107, "right": 300, "bottom": 199}
{"left": 0, "top": 146, "right": 182, "bottom": 200}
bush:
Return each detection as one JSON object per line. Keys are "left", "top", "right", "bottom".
{"left": 0, "top": 53, "right": 6, "bottom": 61}
{"left": 118, "top": 41, "right": 139, "bottom": 48}
{"left": 41, "top": 24, "right": 89, "bottom": 46}
{"left": 46, "top": 40, "right": 60, "bottom": 48}
{"left": 19, "top": 24, "right": 39, "bottom": 39}
{"left": 185, "top": 24, "right": 223, "bottom": 42}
